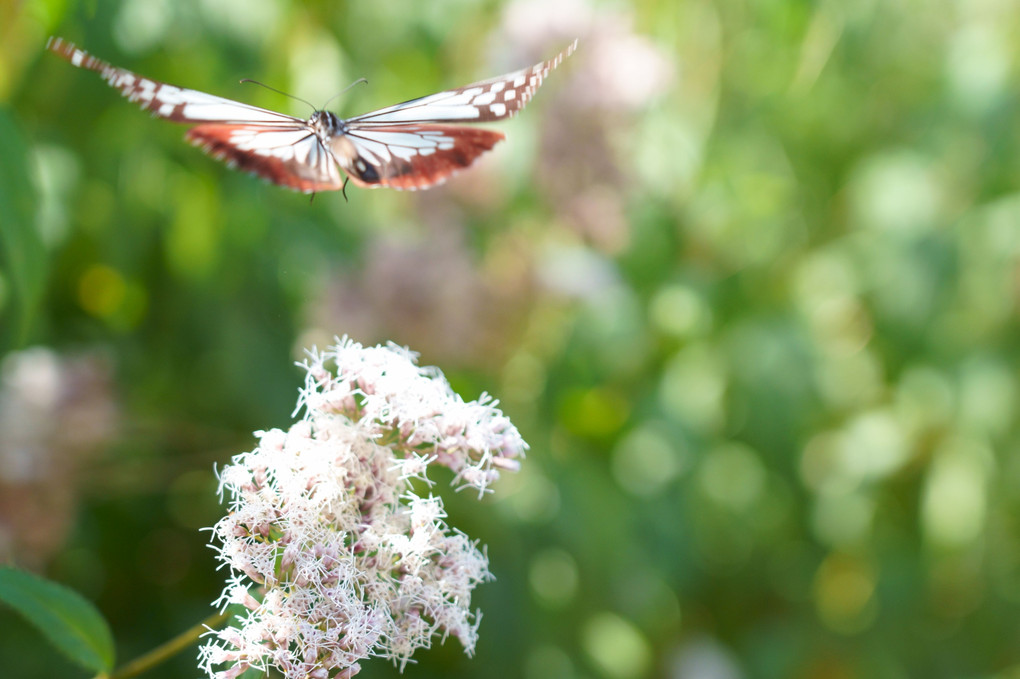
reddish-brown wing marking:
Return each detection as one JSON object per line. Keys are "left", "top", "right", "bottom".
{"left": 47, "top": 36, "right": 576, "bottom": 193}
{"left": 186, "top": 125, "right": 344, "bottom": 192}
{"left": 332, "top": 126, "right": 505, "bottom": 190}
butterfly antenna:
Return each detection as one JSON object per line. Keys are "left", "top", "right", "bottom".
{"left": 239, "top": 79, "right": 316, "bottom": 112}
{"left": 321, "top": 78, "right": 368, "bottom": 112}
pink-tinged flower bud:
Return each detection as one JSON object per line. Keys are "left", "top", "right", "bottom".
{"left": 221, "top": 662, "right": 250, "bottom": 679}
{"left": 491, "top": 456, "right": 522, "bottom": 471}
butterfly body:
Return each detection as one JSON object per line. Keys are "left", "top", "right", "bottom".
{"left": 47, "top": 37, "right": 576, "bottom": 193}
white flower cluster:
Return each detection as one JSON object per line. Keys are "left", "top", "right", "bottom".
{"left": 199, "top": 338, "right": 527, "bottom": 679}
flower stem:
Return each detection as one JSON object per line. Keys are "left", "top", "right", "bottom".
{"left": 106, "top": 609, "right": 231, "bottom": 679}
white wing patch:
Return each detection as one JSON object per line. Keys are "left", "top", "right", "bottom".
{"left": 153, "top": 86, "right": 298, "bottom": 124}
{"left": 354, "top": 101, "right": 483, "bottom": 124}
{"left": 345, "top": 128, "right": 458, "bottom": 163}
{"left": 287, "top": 135, "right": 338, "bottom": 180}
{"left": 225, "top": 128, "right": 317, "bottom": 155}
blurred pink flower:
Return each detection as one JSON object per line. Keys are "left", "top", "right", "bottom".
{"left": 0, "top": 347, "right": 118, "bottom": 568}
{"left": 499, "top": 0, "right": 673, "bottom": 112}
{"left": 496, "top": 0, "right": 674, "bottom": 253}
{"left": 306, "top": 227, "right": 534, "bottom": 369}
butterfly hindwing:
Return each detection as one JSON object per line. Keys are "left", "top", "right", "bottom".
{"left": 332, "top": 125, "right": 505, "bottom": 190}
{"left": 187, "top": 124, "right": 344, "bottom": 192}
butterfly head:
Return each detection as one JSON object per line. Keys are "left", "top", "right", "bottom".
{"left": 309, "top": 110, "right": 344, "bottom": 140}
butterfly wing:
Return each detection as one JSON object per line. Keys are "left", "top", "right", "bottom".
{"left": 186, "top": 124, "right": 345, "bottom": 192}
{"left": 334, "top": 40, "right": 577, "bottom": 190}
{"left": 47, "top": 37, "right": 343, "bottom": 192}
{"left": 349, "top": 40, "right": 578, "bottom": 125}
{"left": 47, "top": 37, "right": 301, "bottom": 126}
{"left": 331, "top": 125, "right": 505, "bottom": 190}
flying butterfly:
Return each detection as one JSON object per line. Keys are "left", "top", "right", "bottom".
{"left": 47, "top": 36, "right": 577, "bottom": 194}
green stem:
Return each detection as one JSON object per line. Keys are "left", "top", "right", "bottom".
{"left": 104, "top": 609, "right": 231, "bottom": 679}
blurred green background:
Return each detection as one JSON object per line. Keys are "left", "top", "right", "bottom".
{"left": 3, "top": 0, "right": 1020, "bottom": 677}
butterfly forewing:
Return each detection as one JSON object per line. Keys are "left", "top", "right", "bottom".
{"left": 47, "top": 37, "right": 301, "bottom": 126}
{"left": 350, "top": 40, "right": 578, "bottom": 126}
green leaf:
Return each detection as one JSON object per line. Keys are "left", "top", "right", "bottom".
{"left": 0, "top": 567, "right": 115, "bottom": 674}
{"left": 0, "top": 107, "right": 45, "bottom": 350}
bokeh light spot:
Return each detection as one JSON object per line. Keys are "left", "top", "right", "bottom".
{"left": 529, "top": 548, "right": 579, "bottom": 608}
{"left": 288, "top": 28, "right": 346, "bottom": 112}
{"left": 32, "top": 144, "right": 80, "bottom": 247}
{"left": 526, "top": 645, "right": 575, "bottom": 679}
{"left": 922, "top": 437, "right": 991, "bottom": 549}
{"left": 946, "top": 21, "right": 1009, "bottom": 113}
{"left": 581, "top": 612, "right": 653, "bottom": 679}
{"left": 199, "top": 0, "right": 283, "bottom": 47}
{"left": 813, "top": 553, "right": 877, "bottom": 634}
{"left": 78, "top": 264, "right": 126, "bottom": 319}
{"left": 649, "top": 284, "right": 710, "bottom": 338}
{"left": 811, "top": 490, "right": 874, "bottom": 548}
{"left": 669, "top": 637, "right": 743, "bottom": 679}
{"left": 113, "top": 0, "right": 172, "bottom": 54}
{"left": 559, "top": 387, "right": 630, "bottom": 439}
{"left": 699, "top": 443, "right": 765, "bottom": 511}
{"left": 538, "top": 244, "right": 619, "bottom": 300}
{"left": 168, "top": 173, "right": 221, "bottom": 280}
{"left": 793, "top": 248, "right": 860, "bottom": 314}
{"left": 816, "top": 350, "right": 882, "bottom": 410}
{"left": 659, "top": 344, "right": 726, "bottom": 433}
{"left": 847, "top": 150, "right": 942, "bottom": 233}
{"left": 502, "top": 466, "right": 561, "bottom": 524}
{"left": 894, "top": 365, "right": 955, "bottom": 435}
{"left": 836, "top": 410, "right": 909, "bottom": 483}
{"left": 502, "top": 351, "right": 547, "bottom": 404}
{"left": 958, "top": 356, "right": 1016, "bottom": 438}
{"left": 611, "top": 422, "right": 688, "bottom": 497}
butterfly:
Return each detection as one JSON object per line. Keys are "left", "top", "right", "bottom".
{"left": 47, "top": 36, "right": 576, "bottom": 195}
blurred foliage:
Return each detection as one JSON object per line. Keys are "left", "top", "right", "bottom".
{"left": 3, "top": 0, "right": 1020, "bottom": 678}
{"left": 0, "top": 566, "right": 116, "bottom": 674}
